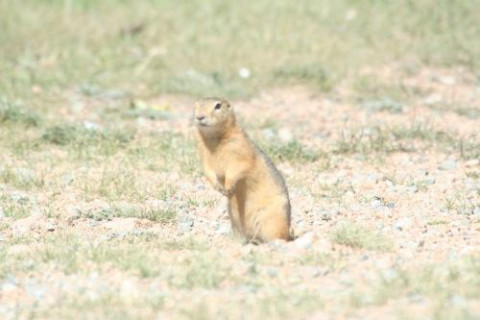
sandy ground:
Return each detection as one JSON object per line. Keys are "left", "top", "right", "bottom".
{"left": 1, "top": 67, "right": 480, "bottom": 319}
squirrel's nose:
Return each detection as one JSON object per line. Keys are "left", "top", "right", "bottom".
{"left": 196, "top": 116, "right": 205, "bottom": 121}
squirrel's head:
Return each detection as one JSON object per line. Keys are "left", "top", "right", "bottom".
{"left": 194, "top": 98, "right": 235, "bottom": 132}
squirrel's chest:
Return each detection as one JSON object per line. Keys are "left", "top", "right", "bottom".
{"left": 208, "top": 151, "right": 229, "bottom": 175}
{"left": 201, "top": 138, "right": 241, "bottom": 175}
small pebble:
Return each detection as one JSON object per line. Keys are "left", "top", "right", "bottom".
{"left": 295, "top": 231, "right": 314, "bottom": 249}
{"left": 215, "top": 223, "right": 231, "bottom": 235}
{"left": 261, "top": 128, "right": 275, "bottom": 140}
{"left": 318, "top": 210, "right": 337, "bottom": 221}
{"left": 177, "top": 217, "right": 194, "bottom": 233}
{"left": 394, "top": 218, "right": 412, "bottom": 231}
{"left": 278, "top": 128, "right": 293, "bottom": 143}
{"left": 238, "top": 67, "right": 251, "bottom": 79}
{"left": 440, "top": 159, "right": 457, "bottom": 170}
{"left": 371, "top": 199, "right": 382, "bottom": 210}
{"left": 424, "top": 94, "right": 443, "bottom": 105}
{"left": 61, "top": 173, "right": 75, "bottom": 186}
{"left": 1, "top": 283, "right": 16, "bottom": 292}
{"left": 10, "top": 192, "right": 29, "bottom": 203}
{"left": 266, "top": 267, "right": 279, "bottom": 278}
{"left": 408, "top": 293, "right": 425, "bottom": 304}
{"left": 46, "top": 221, "right": 55, "bottom": 232}
{"left": 439, "top": 76, "right": 456, "bottom": 85}
{"left": 386, "top": 202, "right": 396, "bottom": 209}
{"left": 424, "top": 177, "right": 436, "bottom": 185}
{"left": 406, "top": 185, "right": 418, "bottom": 194}
{"left": 83, "top": 120, "right": 99, "bottom": 131}
{"left": 473, "top": 207, "right": 480, "bottom": 216}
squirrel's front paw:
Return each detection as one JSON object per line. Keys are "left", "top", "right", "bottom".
{"left": 215, "top": 185, "right": 235, "bottom": 197}
{"left": 223, "top": 184, "right": 236, "bottom": 197}
{"left": 213, "top": 184, "right": 228, "bottom": 196}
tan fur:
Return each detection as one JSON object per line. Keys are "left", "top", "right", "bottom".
{"left": 194, "top": 98, "right": 291, "bottom": 243}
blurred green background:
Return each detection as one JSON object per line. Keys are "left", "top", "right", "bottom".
{"left": 1, "top": 0, "right": 479, "bottom": 105}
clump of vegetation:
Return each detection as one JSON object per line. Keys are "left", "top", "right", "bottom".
{"left": 42, "top": 125, "right": 133, "bottom": 147}
{"left": 0, "top": 99, "right": 41, "bottom": 127}
{"left": 333, "top": 124, "right": 480, "bottom": 160}
{"left": 262, "top": 139, "right": 321, "bottom": 163}
{"left": 71, "top": 205, "right": 176, "bottom": 223}
{"left": 0, "top": 167, "right": 44, "bottom": 190}
{"left": 169, "top": 256, "right": 227, "bottom": 289}
{"left": 331, "top": 223, "right": 394, "bottom": 251}
{"left": 359, "top": 98, "right": 404, "bottom": 113}
{"left": 274, "top": 63, "right": 334, "bottom": 91}
{"left": 41, "top": 124, "right": 135, "bottom": 159}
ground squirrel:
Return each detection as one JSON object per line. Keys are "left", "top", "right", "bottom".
{"left": 194, "top": 98, "right": 291, "bottom": 242}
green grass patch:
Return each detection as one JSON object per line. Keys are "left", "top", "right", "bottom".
{"left": 127, "top": 132, "right": 199, "bottom": 174}
{"left": 36, "top": 294, "right": 165, "bottom": 320}
{"left": 352, "top": 255, "right": 480, "bottom": 316}
{"left": 331, "top": 223, "right": 394, "bottom": 251}
{"left": 0, "top": 167, "right": 45, "bottom": 190}
{"left": 168, "top": 256, "right": 227, "bottom": 289}
{"left": 42, "top": 124, "right": 134, "bottom": 149}
{"left": 261, "top": 139, "right": 321, "bottom": 163}
{"left": 334, "top": 124, "right": 480, "bottom": 160}
{"left": 0, "top": 98, "right": 41, "bottom": 127}
{"left": 1, "top": 0, "right": 478, "bottom": 102}
{"left": 71, "top": 204, "right": 176, "bottom": 223}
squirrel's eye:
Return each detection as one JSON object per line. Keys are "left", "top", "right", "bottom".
{"left": 214, "top": 103, "right": 222, "bottom": 110}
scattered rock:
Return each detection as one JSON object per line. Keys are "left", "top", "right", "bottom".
{"left": 367, "top": 173, "right": 379, "bottom": 183}
{"left": 438, "top": 76, "right": 456, "bottom": 86}
{"left": 120, "top": 279, "right": 140, "bottom": 298}
{"left": 295, "top": 231, "right": 314, "bottom": 249}
{"left": 61, "top": 173, "right": 75, "bottom": 186}
{"left": 406, "top": 185, "right": 418, "bottom": 194}
{"left": 46, "top": 220, "right": 56, "bottom": 232}
{"left": 440, "top": 159, "right": 457, "bottom": 170}
{"left": 385, "top": 202, "right": 396, "bottom": 209}
{"left": 0, "top": 282, "right": 17, "bottom": 292}
{"left": 424, "top": 94, "right": 443, "bottom": 105}
{"left": 25, "top": 279, "right": 46, "bottom": 300}
{"left": 360, "top": 98, "right": 404, "bottom": 113}
{"left": 215, "top": 223, "right": 231, "bottom": 235}
{"left": 10, "top": 192, "right": 29, "bottom": 203}
{"left": 266, "top": 267, "right": 279, "bottom": 278}
{"left": 465, "top": 159, "right": 479, "bottom": 167}
{"left": 261, "top": 128, "right": 275, "bottom": 140}
{"left": 473, "top": 207, "right": 480, "bottom": 216}
{"left": 371, "top": 199, "right": 382, "bottom": 210}
{"left": 83, "top": 120, "right": 99, "bottom": 131}
{"left": 268, "top": 239, "right": 288, "bottom": 251}
{"left": 177, "top": 216, "right": 194, "bottom": 233}
{"left": 317, "top": 209, "right": 339, "bottom": 221}
{"left": 103, "top": 218, "right": 137, "bottom": 233}
{"left": 451, "top": 295, "right": 467, "bottom": 307}
{"left": 278, "top": 128, "right": 293, "bottom": 143}
{"left": 238, "top": 67, "right": 251, "bottom": 79}
{"left": 424, "top": 177, "right": 436, "bottom": 185}
{"left": 394, "top": 218, "right": 412, "bottom": 231}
